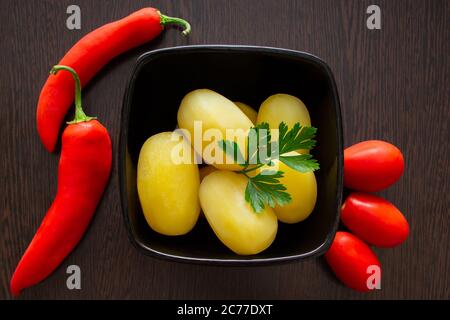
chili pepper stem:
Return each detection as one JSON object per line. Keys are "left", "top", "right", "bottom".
{"left": 159, "top": 12, "right": 191, "bottom": 36}
{"left": 50, "top": 65, "right": 97, "bottom": 124}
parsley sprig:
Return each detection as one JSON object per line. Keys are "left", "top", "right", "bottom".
{"left": 219, "top": 122, "right": 319, "bottom": 213}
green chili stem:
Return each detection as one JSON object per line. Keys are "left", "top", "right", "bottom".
{"left": 50, "top": 65, "right": 96, "bottom": 124}
{"left": 159, "top": 13, "right": 191, "bottom": 36}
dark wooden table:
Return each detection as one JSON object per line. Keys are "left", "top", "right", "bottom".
{"left": 1, "top": 0, "right": 448, "bottom": 300}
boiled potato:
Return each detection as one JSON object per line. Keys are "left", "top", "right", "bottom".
{"left": 199, "top": 170, "right": 278, "bottom": 255}
{"left": 177, "top": 89, "right": 254, "bottom": 171}
{"left": 234, "top": 101, "right": 257, "bottom": 123}
{"left": 257, "top": 94, "right": 311, "bottom": 154}
{"left": 259, "top": 151, "right": 317, "bottom": 223}
{"left": 199, "top": 165, "right": 217, "bottom": 182}
{"left": 137, "top": 132, "right": 200, "bottom": 235}
{"left": 257, "top": 93, "right": 311, "bottom": 128}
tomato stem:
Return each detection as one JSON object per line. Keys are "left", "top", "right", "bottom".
{"left": 50, "top": 65, "right": 96, "bottom": 124}
{"left": 159, "top": 13, "right": 191, "bottom": 36}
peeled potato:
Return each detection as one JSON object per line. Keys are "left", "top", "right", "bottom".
{"left": 259, "top": 151, "right": 317, "bottom": 223}
{"left": 257, "top": 93, "right": 311, "bottom": 154}
{"left": 137, "top": 132, "right": 200, "bottom": 235}
{"left": 199, "top": 170, "right": 278, "bottom": 255}
{"left": 177, "top": 89, "right": 254, "bottom": 171}
{"left": 257, "top": 93, "right": 311, "bottom": 128}
{"left": 234, "top": 101, "right": 257, "bottom": 123}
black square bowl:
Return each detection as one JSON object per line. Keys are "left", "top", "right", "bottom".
{"left": 119, "top": 45, "right": 343, "bottom": 265}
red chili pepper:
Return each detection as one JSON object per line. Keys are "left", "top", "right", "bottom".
{"left": 37, "top": 8, "right": 190, "bottom": 152}
{"left": 11, "top": 66, "right": 112, "bottom": 296}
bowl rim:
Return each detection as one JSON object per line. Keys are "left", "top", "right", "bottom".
{"left": 119, "top": 45, "right": 344, "bottom": 266}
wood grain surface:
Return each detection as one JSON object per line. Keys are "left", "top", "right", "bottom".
{"left": 1, "top": 0, "right": 448, "bottom": 299}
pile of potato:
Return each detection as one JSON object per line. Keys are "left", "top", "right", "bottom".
{"left": 137, "top": 89, "right": 317, "bottom": 255}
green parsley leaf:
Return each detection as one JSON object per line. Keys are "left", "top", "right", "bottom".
{"left": 245, "top": 171, "right": 291, "bottom": 213}
{"left": 219, "top": 121, "right": 319, "bottom": 213}
{"left": 279, "top": 154, "right": 320, "bottom": 173}
{"left": 278, "top": 122, "right": 317, "bottom": 154}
